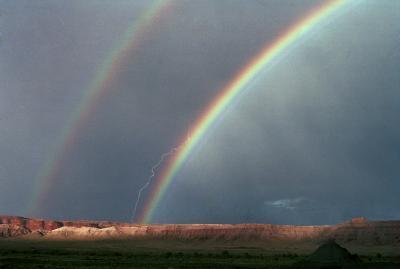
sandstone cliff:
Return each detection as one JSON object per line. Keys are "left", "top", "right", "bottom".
{"left": 1, "top": 216, "right": 399, "bottom": 244}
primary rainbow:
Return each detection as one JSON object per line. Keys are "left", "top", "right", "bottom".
{"left": 137, "top": 0, "right": 353, "bottom": 223}
{"left": 28, "top": 0, "right": 173, "bottom": 215}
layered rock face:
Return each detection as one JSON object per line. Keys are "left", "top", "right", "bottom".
{"left": 330, "top": 219, "right": 400, "bottom": 244}
{"left": 1, "top": 216, "right": 400, "bottom": 244}
{"left": 0, "top": 216, "right": 122, "bottom": 238}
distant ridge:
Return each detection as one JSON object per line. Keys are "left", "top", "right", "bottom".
{"left": 1, "top": 216, "right": 400, "bottom": 244}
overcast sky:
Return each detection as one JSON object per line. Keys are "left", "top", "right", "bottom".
{"left": 1, "top": 0, "right": 399, "bottom": 225}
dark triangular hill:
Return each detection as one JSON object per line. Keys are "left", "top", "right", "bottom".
{"left": 308, "top": 240, "right": 360, "bottom": 265}
{"left": 297, "top": 240, "right": 361, "bottom": 268}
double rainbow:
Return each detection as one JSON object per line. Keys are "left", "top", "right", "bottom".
{"left": 136, "top": 0, "right": 353, "bottom": 223}
{"left": 28, "top": 0, "right": 356, "bottom": 222}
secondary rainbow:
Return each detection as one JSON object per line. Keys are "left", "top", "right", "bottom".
{"left": 137, "top": 0, "right": 353, "bottom": 223}
{"left": 28, "top": 0, "right": 173, "bottom": 215}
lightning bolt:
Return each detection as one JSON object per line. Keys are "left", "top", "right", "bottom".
{"left": 131, "top": 135, "right": 191, "bottom": 222}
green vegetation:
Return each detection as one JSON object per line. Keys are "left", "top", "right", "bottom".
{"left": 0, "top": 248, "right": 303, "bottom": 269}
{"left": 0, "top": 240, "right": 399, "bottom": 269}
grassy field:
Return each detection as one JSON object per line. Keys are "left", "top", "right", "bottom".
{"left": 0, "top": 239, "right": 399, "bottom": 269}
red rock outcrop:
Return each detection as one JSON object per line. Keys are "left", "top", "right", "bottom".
{"left": 1, "top": 216, "right": 400, "bottom": 244}
{"left": 0, "top": 224, "right": 31, "bottom": 237}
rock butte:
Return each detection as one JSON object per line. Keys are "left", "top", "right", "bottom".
{"left": 1, "top": 216, "right": 400, "bottom": 243}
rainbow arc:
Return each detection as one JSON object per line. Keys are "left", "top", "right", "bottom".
{"left": 137, "top": 0, "right": 353, "bottom": 224}
{"left": 28, "top": 0, "right": 173, "bottom": 215}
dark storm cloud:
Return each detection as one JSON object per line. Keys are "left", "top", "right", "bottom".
{"left": 0, "top": 0, "right": 153, "bottom": 216}
{"left": 16, "top": 0, "right": 320, "bottom": 221}
{"left": 1, "top": 0, "right": 399, "bottom": 224}
{"left": 151, "top": 1, "right": 400, "bottom": 225}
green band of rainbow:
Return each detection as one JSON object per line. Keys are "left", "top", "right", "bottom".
{"left": 28, "top": 0, "right": 173, "bottom": 215}
{"left": 137, "top": 0, "right": 353, "bottom": 224}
